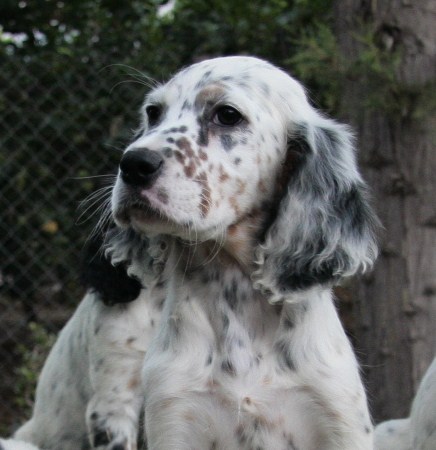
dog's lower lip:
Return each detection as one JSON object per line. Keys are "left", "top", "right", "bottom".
{"left": 130, "top": 202, "right": 162, "bottom": 220}
{"left": 114, "top": 197, "right": 163, "bottom": 224}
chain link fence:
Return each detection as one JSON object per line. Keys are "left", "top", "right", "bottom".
{"left": 0, "top": 53, "right": 148, "bottom": 433}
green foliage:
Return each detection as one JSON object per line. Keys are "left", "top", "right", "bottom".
{"left": 290, "top": 21, "right": 434, "bottom": 119}
{"left": 0, "top": 0, "right": 333, "bottom": 78}
{"left": 14, "top": 322, "right": 56, "bottom": 417}
{"left": 289, "top": 22, "right": 342, "bottom": 112}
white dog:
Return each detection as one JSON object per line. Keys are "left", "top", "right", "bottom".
{"left": 12, "top": 56, "right": 379, "bottom": 450}
{"left": 14, "top": 230, "right": 167, "bottom": 450}
{"left": 111, "top": 56, "right": 379, "bottom": 449}
{"left": 0, "top": 438, "right": 40, "bottom": 450}
{"left": 375, "top": 357, "right": 436, "bottom": 450}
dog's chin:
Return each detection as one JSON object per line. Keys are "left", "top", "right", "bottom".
{"left": 113, "top": 204, "right": 182, "bottom": 236}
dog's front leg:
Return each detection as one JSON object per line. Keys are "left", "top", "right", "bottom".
{"left": 85, "top": 306, "right": 148, "bottom": 450}
{"left": 280, "top": 290, "right": 374, "bottom": 450}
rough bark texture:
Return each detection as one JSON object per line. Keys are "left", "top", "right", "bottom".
{"left": 334, "top": 0, "right": 436, "bottom": 422}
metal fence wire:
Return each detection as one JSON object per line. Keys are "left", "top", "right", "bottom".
{"left": 0, "top": 54, "right": 147, "bottom": 432}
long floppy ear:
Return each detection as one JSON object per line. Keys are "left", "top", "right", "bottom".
{"left": 82, "top": 227, "right": 168, "bottom": 306}
{"left": 254, "top": 118, "right": 379, "bottom": 303}
{"left": 81, "top": 228, "right": 143, "bottom": 305}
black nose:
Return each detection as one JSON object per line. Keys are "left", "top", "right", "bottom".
{"left": 120, "top": 148, "right": 164, "bottom": 187}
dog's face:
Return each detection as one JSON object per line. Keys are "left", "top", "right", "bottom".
{"left": 112, "top": 57, "right": 305, "bottom": 239}
{"left": 111, "top": 56, "right": 378, "bottom": 294}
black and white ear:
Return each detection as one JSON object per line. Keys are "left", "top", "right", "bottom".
{"left": 105, "top": 228, "right": 168, "bottom": 286}
{"left": 254, "top": 119, "right": 379, "bottom": 303}
{"left": 82, "top": 227, "right": 168, "bottom": 306}
{"left": 81, "top": 228, "right": 143, "bottom": 306}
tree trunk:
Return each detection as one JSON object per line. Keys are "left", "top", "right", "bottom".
{"left": 334, "top": 0, "right": 436, "bottom": 422}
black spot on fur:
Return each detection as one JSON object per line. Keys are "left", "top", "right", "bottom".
{"left": 220, "top": 134, "right": 236, "bottom": 151}
{"left": 163, "top": 147, "right": 173, "bottom": 157}
{"left": 274, "top": 339, "right": 295, "bottom": 371}
{"left": 93, "top": 429, "right": 111, "bottom": 446}
{"left": 236, "top": 425, "right": 248, "bottom": 445}
{"left": 287, "top": 436, "right": 298, "bottom": 450}
{"left": 282, "top": 316, "right": 295, "bottom": 330}
{"left": 221, "top": 358, "right": 236, "bottom": 376}
{"left": 222, "top": 313, "right": 229, "bottom": 332}
{"left": 112, "top": 444, "right": 127, "bottom": 450}
{"left": 181, "top": 99, "right": 192, "bottom": 111}
{"left": 195, "top": 70, "right": 213, "bottom": 89}
{"left": 81, "top": 229, "right": 142, "bottom": 306}
{"left": 197, "top": 118, "right": 209, "bottom": 146}
{"left": 223, "top": 279, "right": 238, "bottom": 310}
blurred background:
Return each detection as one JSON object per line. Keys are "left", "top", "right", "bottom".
{"left": 0, "top": 0, "right": 434, "bottom": 434}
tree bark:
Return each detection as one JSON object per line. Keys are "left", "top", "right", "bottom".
{"left": 334, "top": 0, "right": 436, "bottom": 422}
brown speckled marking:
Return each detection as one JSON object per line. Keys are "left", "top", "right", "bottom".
{"left": 196, "top": 171, "right": 211, "bottom": 217}
{"left": 176, "top": 137, "right": 195, "bottom": 159}
{"left": 199, "top": 147, "right": 208, "bottom": 161}
{"left": 219, "top": 165, "right": 229, "bottom": 183}
{"left": 258, "top": 180, "right": 267, "bottom": 193}
{"left": 157, "top": 188, "right": 169, "bottom": 204}
{"left": 194, "top": 84, "right": 226, "bottom": 110}
{"left": 227, "top": 224, "right": 238, "bottom": 235}
{"left": 236, "top": 179, "right": 246, "bottom": 194}
{"left": 184, "top": 160, "right": 196, "bottom": 178}
{"left": 229, "top": 197, "right": 240, "bottom": 215}
{"left": 127, "top": 376, "right": 140, "bottom": 390}
{"left": 174, "top": 151, "right": 186, "bottom": 164}
{"left": 183, "top": 411, "right": 195, "bottom": 422}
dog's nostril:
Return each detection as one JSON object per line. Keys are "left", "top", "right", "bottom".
{"left": 120, "top": 148, "right": 164, "bottom": 187}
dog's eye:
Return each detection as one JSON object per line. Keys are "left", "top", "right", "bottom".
{"left": 145, "top": 105, "right": 162, "bottom": 126}
{"left": 213, "top": 106, "right": 243, "bottom": 126}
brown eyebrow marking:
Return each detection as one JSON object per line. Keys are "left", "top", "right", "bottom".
{"left": 194, "top": 84, "right": 227, "bottom": 111}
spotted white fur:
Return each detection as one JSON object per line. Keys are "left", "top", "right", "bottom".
{"left": 13, "top": 235, "right": 167, "bottom": 450}
{"left": 0, "top": 438, "right": 40, "bottom": 450}
{"left": 11, "top": 56, "right": 379, "bottom": 450}
{"left": 375, "top": 357, "right": 436, "bottom": 450}
{"left": 112, "top": 56, "right": 378, "bottom": 449}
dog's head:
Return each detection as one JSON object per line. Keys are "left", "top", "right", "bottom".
{"left": 111, "top": 56, "right": 378, "bottom": 300}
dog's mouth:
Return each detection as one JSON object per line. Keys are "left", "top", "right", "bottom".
{"left": 114, "top": 198, "right": 166, "bottom": 227}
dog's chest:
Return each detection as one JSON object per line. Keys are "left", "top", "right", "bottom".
{"left": 144, "top": 268, "right": 320, "bottom": 449}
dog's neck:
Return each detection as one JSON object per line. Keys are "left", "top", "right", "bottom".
{"left": 170, "top": 209, "right": 266, "bottom": 276}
